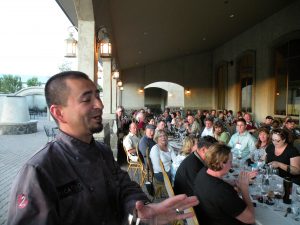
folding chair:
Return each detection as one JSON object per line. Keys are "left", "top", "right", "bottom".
{"left": 123, "top": 145, "right": 146, "bottom": 186}
{"left": 159, "top": 161, "right": 199, "bottom": 225}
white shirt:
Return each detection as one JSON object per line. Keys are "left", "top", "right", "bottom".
{"left": 201, "top": 127, "right": 214, "bottom": 137}
{"left": 123, "top": 132, "right": 140, "bottom": 162}
{"left": 150, "top": 144, "right": 177, "bottom": 173}
{"left": 123, "top": 132, "right": 140, "bottom": 152}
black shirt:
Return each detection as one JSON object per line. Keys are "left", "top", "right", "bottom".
{"left": 173, "top": 151, "right": 205, "bottom": 196}
{"left": 194, "top": 168, "right": 247, "bottom": 225}
{"left": 266, "top": 143, "right": 300, "bottom": 184}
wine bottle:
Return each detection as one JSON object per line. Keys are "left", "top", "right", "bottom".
{"left": 283, "top": 177, "right": 293, "bottom": 204}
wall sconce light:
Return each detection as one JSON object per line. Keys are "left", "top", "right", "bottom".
{"left": 168, "top": 93, "right": 173, "bottom": 97}
{"left": 276, "top": 92, "right": 280, "bottom": 96}
{"left": 185, "top": 89, "right": 191, "bottom": 95}
{"left": 97, "top": 27, "right": 112, "bottom": 58}
{"left": 64, "top": 26, "right": 78, "bottom": 58}
{"left": 112, "top": 70, "right": 120, "bottom": 79}
{"left": 138, "top": 88, "right": 144, "bottom": 93}
{"left": 120, "top": 86, "right": 124, "bottom": 91}
{"left": 117, "top": 80, "right": 123, "bottom": 87}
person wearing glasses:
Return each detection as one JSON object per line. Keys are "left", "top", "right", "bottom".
{"left": 266, "top": 128, "right": 300, "bottom": 184}
{"left": 150, "top": 129, "right": 177, "bottom": 182}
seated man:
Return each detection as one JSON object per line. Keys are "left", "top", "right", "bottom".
{"left": 283, "top": 118, "right": 299, "bottom": 142}
{"left": 200, "top": 117, "right": 214, "bottom": 137}
{"left": 155, "top": 119, "right": 166, "bottom": 136}
{"left": 194, "top": 143, "right": 255, "bottom": 225}
{"left": 123, "top": 122, "right": 140, "bottom": 161}
{"left": 185, "top": 115, "right": 201, "bottom": 137}
{"left": 244, "top": 113, "right": 257, "bottom": 134}
{"left": 259, "top": 115, "right": 273, "bottom": 131}
{"left": 174, "top": 136, "right": 218, "bottom": 196}
{"left": 138, "top": 124, "right": 156, "bottom": 163}
{"left": 228, "top": 118, "right": 256, "bottom": 159}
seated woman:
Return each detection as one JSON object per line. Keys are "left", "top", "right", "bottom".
{"left": 150, "top": 130, "right": 177, "bottom": 182}
{"left": 266, "top": 128, "right": 300, "bottom": 184}
{"left": 171, "top": 136, "right": 198, "bottom": 181}
{"left": 194, "top": 143, "right": 255, "bottom": 225}
{"left": 249, "top": 127, "right": 270, "bottom": 166}
{"left": 213, "top": 121, "right": 230, "bottom": 144}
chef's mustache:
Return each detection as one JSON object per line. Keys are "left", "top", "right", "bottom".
{"left": 89, "top": 109, "right": 103, "bottom": 117}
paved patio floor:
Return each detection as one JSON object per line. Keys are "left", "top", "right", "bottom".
{"left": 0, "top": 117, "right": 57, "bottom": 225}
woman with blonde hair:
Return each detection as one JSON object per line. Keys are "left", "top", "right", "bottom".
{"left": 150, "top": 130, "right": 176, "bottom": 182}
{"left": 171, "top": 137, "right": 198, "bottom": 181}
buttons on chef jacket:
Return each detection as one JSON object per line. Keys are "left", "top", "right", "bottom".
{"left": 89, "top": 186, "right": 95, "bottom": 192}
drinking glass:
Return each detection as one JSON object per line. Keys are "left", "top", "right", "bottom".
{"left": 126, "top": 210, "right": 157, "bottom": 225}
{"left": 295, "top": 186, "right": 300, "bottom": 202}
{"left": 273, "top": 183, "right": 284, "bottom": 210}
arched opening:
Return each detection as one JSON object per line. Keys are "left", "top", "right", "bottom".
{"left": 144, "top": 81, "right": 184, "bottom": 111}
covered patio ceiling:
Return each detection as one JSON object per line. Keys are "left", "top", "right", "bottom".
{"left": 56, "top": 0, "right": 296, "bottom": 70}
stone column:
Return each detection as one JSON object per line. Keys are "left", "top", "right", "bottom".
{"left": 112, "top": 78, "right": 117, "bottom": 112}
{"left": 77, "top": 20, "right": 97, "bottom": 82}
{"left": 102, "top": 58, "right": 114, "bottom": 118}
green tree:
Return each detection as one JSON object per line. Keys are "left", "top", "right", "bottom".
{"left": 0, "top": 74, "right": 22, "bottom": 93}
{"left": 27, "top": 77, "right": 42, "bottom": 87}
{"left": 97, "top": 84, "right": 103, "bottom": 92}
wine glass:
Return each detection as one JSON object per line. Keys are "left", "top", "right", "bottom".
{"left": 126, "top": 207, "right": 157, "bottom": 225}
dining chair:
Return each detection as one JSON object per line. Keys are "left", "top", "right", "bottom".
{"left": 146, "top": 148, "right": 165, "bottom": 199}
{"left": 159, "top": 160, "right": 199, "bottom": 225}
{"left": 123, "top": 144, "right": 146, "bottom": 186}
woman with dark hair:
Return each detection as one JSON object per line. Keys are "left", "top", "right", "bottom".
{"left": 250, "top": 128, "right": 270, "bottom": 164}
{"left": 266, "top": 128, "right": 300, "bottom": 184}
{"left": 194, "top": 143, "right": 255, "bottom": 225}
{"left": 213, "top": 121, "right": 230, "bottom": 144}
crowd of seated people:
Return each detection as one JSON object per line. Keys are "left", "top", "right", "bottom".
{"left": 116, "top": 106, "right": 300, "bottom": 223}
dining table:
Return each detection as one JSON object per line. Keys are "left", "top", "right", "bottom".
{"left": 167, "top": 136, "right": 183, "bottom": 155}
{"left": 226, "top": 162, "right": 300, "bottom": 225}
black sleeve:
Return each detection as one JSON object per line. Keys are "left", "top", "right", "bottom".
{"left": 97, "top": 142, "right": 149, "bottom": 217}
{"left": 289, "top": 144, "right": 300, "bottom": 158}
{"left": 7, "top": 164, "right": 60, "bottom": 225}
{"left": 219, "top": 185, "right": 247, "bottom": 218}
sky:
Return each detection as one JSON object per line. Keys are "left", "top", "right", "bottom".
{"left": 0, "top": 0, "right": 77, "bottom": 81}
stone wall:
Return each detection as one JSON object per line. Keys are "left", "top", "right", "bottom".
{"left": 0, "top": 121, "right": 38, "bottom": 135}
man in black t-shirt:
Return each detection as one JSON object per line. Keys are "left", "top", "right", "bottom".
{"left": 173, "top": 136, "right": 217, "bottom": 196}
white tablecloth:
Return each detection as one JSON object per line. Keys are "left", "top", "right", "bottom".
{"left": 255, "top": 203, "right": 299, "bottom": 225}
{"left": 168, "top": 139, "right": 183, "bottom": 154}
{"left": 226, "top": 169, "right": 300, "bottom": 225}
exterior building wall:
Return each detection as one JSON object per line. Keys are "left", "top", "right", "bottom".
{"left": 122, "top": 52, "right": 213, "bottom": 109}
{"left": 120, "top": 0, "right": 300, "bottom": 122}
{"left": 213, "top": 0, "right": 300, "bottom": 122}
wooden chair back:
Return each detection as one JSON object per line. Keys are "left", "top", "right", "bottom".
{"left": 159, "top": 161, "right": 199, "bottom": 225}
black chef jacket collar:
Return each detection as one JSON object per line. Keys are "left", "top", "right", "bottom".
{"left": 56, "top": 130, "right": 101, "bottom": 161}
